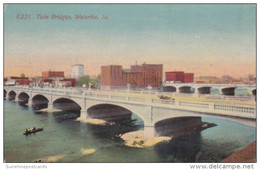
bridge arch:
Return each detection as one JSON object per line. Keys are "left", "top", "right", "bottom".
{"left": 163, "top": 86, "right": 176, "bottom": 92}
{"left": 221, "top": 87, "right": 236, "bottom": 96}
{"left": 252, "top": 89, "right": 256, "bottom": 96}
{"left": 32, "top": 94, "right": 49, "bottom": 104}
{"left": 86, "top": 102, "right": 147, "bottom": 125}
{"left": 8, "top": 90, "right": 16, "bottom": 100}
{"left": 17, "top": 92, "right": 30, "bottom": 103}
{"left": 197, "top": 86, "right": 211, "bottom": 94}
{"left": 53, "top": 97, "right": 82, "bottom": 112}
{"left": 4, "top": 90, "right": 7, "bottom": 98}
{"left": 179, "top": 86, "right": 193, "bottom": 93}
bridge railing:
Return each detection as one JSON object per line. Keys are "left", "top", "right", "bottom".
{"left": 128, "top": 97, "right": 146, "bottom": 102}
{"left": 111, "top": 95, "right": 126, "bottom": 100}
{"left": 214, "top": 104, "right": 255, "bottom": 114}
{"left": 4, "top": 85, "right": 256, "bottom": 119}
{"left": 152, "top": 99, "right": 175, "bottom": 105}
{"left": 179, "top": 101, "right": 210, "bottom": 109}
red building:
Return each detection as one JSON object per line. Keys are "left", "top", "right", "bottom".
{"left": 165, "top": 71, "right": 194, "bottom": 83}
{"left": 16, "top": 80, "right": 31, "bottom": 85}
{"left": 42, "top": 71, "right": 64, "bottom": 78}
{"left": 6, "top": 76, "right": 31, "bottom": 85}
{"left": 183, "top": 73, "right": 194, "bottom": 83}
{"left": 60, "top": 78, "right": 76, "bottom": 87}
{"left": 101, "top": 63, "right": 163, "bottom": 88}
{"left": 40, "top": 71, "right": 76, "bottom": 87}
{"left": 41, "top": 78, "right": 53, "bottom": 83}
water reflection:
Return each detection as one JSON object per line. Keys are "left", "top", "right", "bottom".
{"left": 18, "top": 101, "right": 29, "bottom": 110}
{"left": 83, "top": 117, "right": 143, "bottom": 140}
{"left": 154, "top": 132, "right": 202, "bottom": 162}
{"left": 52, "top": 111, "right": 80, "bottom": 123}
{"left": 196, "top": 139, "right": 241, "bottom": 162}
{"left": 32, "top": 103, "right": 48, "bottom": 111}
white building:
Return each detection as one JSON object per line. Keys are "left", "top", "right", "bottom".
{"left": 71, "top": 64, "right": 84, "bottom": 78}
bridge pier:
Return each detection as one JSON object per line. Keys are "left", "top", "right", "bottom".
{"left": 80, "top": 109, "right": 88, "bottom": 119}
{"left": 47, "top": 103, "right": 54, "bottom": 112}
{"left": 27, "top": 98, "right": 33, "bottom": 106}
{"left": 144, "top": 126, "right": 156, "bottom": 138}
{"left": 193, "top": 88, "right": 199, "bottom": 97}
{"left": 176, "top": 88, "right": 180, "bottom": 94}
{"left": 14, "top": 95, "right": 19, "bottom": 102}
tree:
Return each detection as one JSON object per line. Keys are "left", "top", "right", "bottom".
{"left": 76, "top": 75, "right": 91, "bottom": 87}
{"left": 20, "top": 73, "right": 25, "bottom": 78}
{"left": 76, "top": 75, "right": 100, "bottom": 88}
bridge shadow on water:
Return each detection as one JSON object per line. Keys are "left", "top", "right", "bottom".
{"left": 52, "top": 111, "right": 80, "bottom": 123}
{"left": 17, "top": 101, "right": 29, "bottom": 110}
{"left": 154, "top": 132, "right": 202, "bottom": 162}
{"left": 153, "top": 131, "right": 242, "bottom": 163}
{"left": 32, "top": 103, "right": 48, "bottom": 113}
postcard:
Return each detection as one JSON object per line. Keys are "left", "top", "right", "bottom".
{"left": 3, "top": 3, "right": 256, "bottom": 166}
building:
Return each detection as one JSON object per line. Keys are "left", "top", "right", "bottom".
{"left": 165, "top": 71, "right": 194, "bottom": 83}
{"left": 183, "top": 73, "right": 194, "bottom": 83}
{"left": 220, "top": 75, "right": 233, "bottom": 84}
{"left": 194, "top": 76, "right": 220, "bottom": 84}
{"left": 101, "top": 63, "right": 163, "bottom": 89}
{"left": 5, "top": 76, "right": 31, "bottom": 86}
{"left": 40, "top": 71, "right": 76, "bottom": 87}
{"left": 60, "top": 78, "right": 76, "bottom": 87}
{"left": 4, "top": 78, "right": 7, "bottom": 85}
{"left": 42, "top": 71, "right": 64, "bottom": 78}
{"left": 71, "top": 64, "right": 84, "bottom": 78}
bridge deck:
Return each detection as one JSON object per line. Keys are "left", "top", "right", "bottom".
{"left": 4, "top": 86, "right": 256, "bottom": 122}
{"left": 107, "top": 91, "right": 256, "bottom": 106}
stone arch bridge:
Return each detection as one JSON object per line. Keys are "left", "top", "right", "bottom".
{"left": 163, "top": 83, "right": 256, "bottom": 96}
{"left": 4, "top": 86, "right": 256, "bottom": 137}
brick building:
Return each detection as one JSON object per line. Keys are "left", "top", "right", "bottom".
{"left": 5, "top": 76, "right": 31, "bottom": 86}
{"left": 165, "top": 71, "right": 194, "bottom": 83}
{"left": 42, "top": 71, "right": 64, "bottom": 78}
{"left": 101, "top": 63, "right": 163, "bottom": 89}
{"left": 41, "top": 71, "right": 75, "bottom": 87}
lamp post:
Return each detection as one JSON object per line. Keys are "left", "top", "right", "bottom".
{"left": 88, "top": 83, "right": 92, "bottom": 91}
{"left": 127, "top": 83, "right": 131, "bottom": 93}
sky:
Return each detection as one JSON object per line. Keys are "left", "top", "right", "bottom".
{"left": 4, "top": 4, "right": 256, "bottom": 78}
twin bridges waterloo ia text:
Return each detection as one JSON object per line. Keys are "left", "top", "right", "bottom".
{"left": 37, "top": 14, "right": 108, "bottom": 20}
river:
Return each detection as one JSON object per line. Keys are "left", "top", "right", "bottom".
{"left": 4, "top": 99, "right": 255, "bottom": 163}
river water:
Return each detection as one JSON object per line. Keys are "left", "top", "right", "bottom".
{"left": 4, "top": 99, "right": 255, "bottom": 163}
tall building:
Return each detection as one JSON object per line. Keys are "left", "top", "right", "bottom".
{"left": 101, "top": 63, "right": 163, "bottom": 89}
{"left": 71, "top": 64, "right": 84, "bottom": 78}
{"left": 165, "top": 71, "right": 194, "bottom": 83}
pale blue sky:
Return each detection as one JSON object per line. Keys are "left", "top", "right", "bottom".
{"left": 4, "top": 4, "right": 256, "bottom": 77}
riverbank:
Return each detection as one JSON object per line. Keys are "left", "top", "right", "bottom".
{"left": 222, "top": 141, "right": 256, "bottom": 163}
